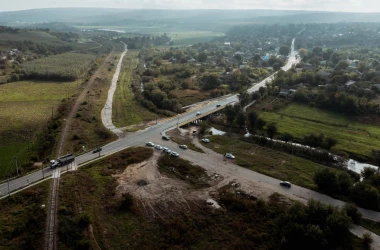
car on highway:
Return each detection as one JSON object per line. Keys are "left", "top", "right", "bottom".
{"left": 155, "top": 145, "right": 163, "bottom": 150}
{"left": 179, "top": 144, "right": 188, "bottom": 149}
{"left": 201, "top": 138, "right": 210, "bottom": 143}
{"left": 93, "top": 147, "right": 102, "bottom": 153}
{"left": 216, "top": 104, "right": 221, "bottom": 107}
{"left": 196, "top": 111, "right": 202, "bottom": 116}
{"left": 146, "top": 142, "right": 155, "bottom": 147}
{"left": 280, "top": 181, "right": 291, "bottom": 188}
{"left": 171, "top": 151, "right": 179, "bottom": 157}
{"left": 162, "top": 135, "right": 170, "bottom": 141}
{"left": 224, "top": 153, "right": 235, "bottom": 159}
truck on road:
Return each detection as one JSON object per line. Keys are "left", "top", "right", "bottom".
{"left": 50, "top": 153, "right": 75, "bottom": 169}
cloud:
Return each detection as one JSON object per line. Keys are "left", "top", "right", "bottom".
{"left": 1, "top": 0, "right": 380, "bottom": 12}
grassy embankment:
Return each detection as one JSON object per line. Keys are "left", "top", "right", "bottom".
{"left": 0, "top": 180, "right": 50, "bottom": 250}
{"left": 202, "top": 135, "right": 348, "bottom": 189}
{"left": 251, "top": 102, "right": 380, "bottom": 160}
{"left": 112, "top": 50, "right": 157, "bottom": 129}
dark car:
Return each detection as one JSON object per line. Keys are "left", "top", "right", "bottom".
{"left": 280, "top": 181, "right": 291, "bottom": 188}
{"left": 93, "top": 147, "right": 102, "bottom": 153}
{"left": 216, "top": 104, "right": 221, "bottom": 107}
{"left": 162, "top": 135, "right": 170, "bottom": 141}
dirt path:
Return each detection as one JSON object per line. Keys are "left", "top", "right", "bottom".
{"left": 55, "top": 43, "right": 115, "bottom": 157}
{"left": 101, "top": 42, "right": 127, "bottom": 137}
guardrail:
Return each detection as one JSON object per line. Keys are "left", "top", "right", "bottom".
{"left": 177, "top": 105, "right": 226, "bottom": 127}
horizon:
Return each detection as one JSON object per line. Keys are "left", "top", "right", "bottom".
{"left": 0, "top": 7, "right": 379, "bottom": 14}
{"left": 1, "top": 0, "right": 380, "bottom": 13}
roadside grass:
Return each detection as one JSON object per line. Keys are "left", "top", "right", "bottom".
{"left": 112, "top": 50, "right": 157, "bottom": 127}
{"left": 170, "top": 89, "right": 213, "bottom": 107}
{"left": 254, "top": 102, "right": 380, "bottom": 159}
{"left": 0, "top": 144, "right": 30, "bottom": 179}
{"left": 359, "top": 218, "right": 380, "bottom": 236}
{"left": 0, "top": 180, "right": 50, "bottom": 250}
{"left": 203, "top": 135, "right": 346, "bottom": 189}
{"left": 158, "top": 155, "right": 210, "bottom": 188}
{"left": 170, "top": 136, "right": 205, "bottom": 153}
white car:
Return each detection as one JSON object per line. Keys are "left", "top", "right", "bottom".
{"left": 224, "top": 153, "right": 235, "bottom": 159}
{"left": 171, "top": 151, "right": 179, "bottom": 157}
{"left": 146, "top": 142, "right": 155, "bottom": 147}
{"left": 201, "top": 138, "right": 210, "bottom": 143}
{"left": 196, "top": 111, "right": 202, "bottom": 116}
{"left": 155, "top": 144, "right": 163, "bottom": 150}
{"left": 179, "top": 145, "right": 188, "bottom": 149}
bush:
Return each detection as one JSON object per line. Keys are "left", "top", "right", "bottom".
{"left": 343, "top": 203, "right": 362, "bottom": 224}
{"left": 350, "top": 183, "right": 380, "bottom": 210}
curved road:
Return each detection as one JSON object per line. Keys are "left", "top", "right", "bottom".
{"left": 3, "top": 38, "right": 380, "bottom": 244}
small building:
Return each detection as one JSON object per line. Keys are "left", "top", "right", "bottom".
{"left": 345, "top": 80, "right": 356, "bottom": 87}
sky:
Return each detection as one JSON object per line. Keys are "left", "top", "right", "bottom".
{"left": 1, "top": 0, "right": 380, "bottom": 13}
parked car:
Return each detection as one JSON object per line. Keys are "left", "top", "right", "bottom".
{"left": 179, "top": 145, "right": 188, "bottom": 149}
{"left": 171, "top": 151, "right": 179, "bottom": 157}
{"left": 162, "top": 135, "right": 170, "bottom": 141}
{"left": 146, "top": 142, "right": 155, "bottom": 147}
{"left": 196, "top": 111, "right": 202, "bottom": 116}
{"left": 201, "top": 138, "right": 210, "bottom": 143}
{"left": 155, "top": 145, "right": 163, "bottom": 150}
{"left": 93, "top": 147, "right": 102, "bottom": 153}
{"left": 165, "top": 149, "right": 172, "bottom": 154}
{"left": 162, "top": 147, "right": 168, "bottom": 152}
{"left": 224, "top": 153, "right": 235, "bottom": 159}
{"left": 280, "top": 181, "right": 291, "bottom": 188}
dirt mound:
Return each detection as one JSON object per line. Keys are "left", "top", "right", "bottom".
{"left": 114, "top": 152, "right": 210, "bottom": 219}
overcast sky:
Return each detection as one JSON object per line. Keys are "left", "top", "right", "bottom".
{"left": 1, "top": 0, "right": 380, "bottom": 12}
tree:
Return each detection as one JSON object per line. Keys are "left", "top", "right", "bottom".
{"left": 197, "top": 52, "right": 208, "bottom": 62}
{"left": 335, "top": 60, "right": 349, "bottom": 71}
{"left": 273, "top": 63, "right": 281, "bottom": 71}
{"left": 255, "top": 117, "right": 266, "bottom": 130}
{"left": 201, "top": 74, "right": 220, "bottom": 90}
{"left": 238, "top": 90, "right": 250, "bottom": 107}
{"left": 236, "top": 112, "right": 246, "bottom": 128}
{"left": 266, "top": 123, "right": 278, "bottom": 138}
{"left": 371, "top": 150, "right": 380, "bottom": 171}
{"left": 350, "top": 182, "right": 380, "bottom": 210}
{"left": 336, "top": 172, "right": 353, "bottom": 195}
{"left": 314, "top": 169, "right": 338, "bottom": 194}
{"left": 259, "top": 86, "right": 266, "bottom": 96}
{"left": 361, "top": 167, "right": 377, "bottom": 180}
{"left": 281, "top": 132, "right": 293, "bottom": 142}
{"left": 343, "top": 203, "right": 362, "bottom": 224}
{"left": 361, "top": 232, "right": 373, "bottom": 250}
{"left": 247, "top": 112, "right": 258, "bottom": 129}
{"left": 298, "top": 48, "right": 308, "bottom": 58}
{"left": 224, "top": 105, "right": 236, "bottom": 125}
{"left": 279, "top": 45, "right": 290, "bottom": 56}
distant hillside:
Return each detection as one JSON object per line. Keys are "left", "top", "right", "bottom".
{"left": 1, "top": 8, "right": 380, "bottom": 29}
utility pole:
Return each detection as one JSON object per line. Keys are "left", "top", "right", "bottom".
{"left": 177, "top": 114, "right": 179, "bottom": 129}
{"left": 51, "top": 106, "right": 54, "bottom": 120}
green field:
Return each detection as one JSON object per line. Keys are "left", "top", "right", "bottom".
{"left": 167, "top": 31, "right": 225, "bottom": 46}
{"left": 112, "top": 50, "right": 157, "bottom": 127}
{"left": 0, "top": 80, "right": 80, "bottom": 177}
{"left": 204, "top": 135, "right": 347, "bottom": 189}
{"left": 256, "top": 103, "right": 380, "bottom": 159}
{"left": 22, "top": 53, "right": 95, "bottom": 81}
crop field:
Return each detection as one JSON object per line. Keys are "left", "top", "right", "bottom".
{"left": 204, "top": 135, "right": 346, "bottom": 189}
{"left": 257, "top": 103, "right": 380, "bottom": 159}
{"left": 22, "top": 53, "right": 95, "bottom": 81}
{"left": 112, "top": 50, "right": 157, "bottom": 127}
{"left": 167, "top": 31, "right": 225, "bottom": 46}
{"left": 0, "top": 80, "right": 80, "bottom": 177}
